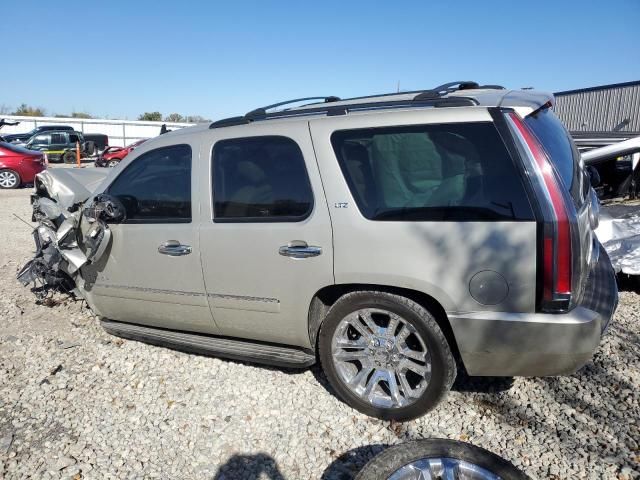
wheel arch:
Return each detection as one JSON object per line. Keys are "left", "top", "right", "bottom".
{"left": 308, "top": 283, "right": 462, "bottom": 363}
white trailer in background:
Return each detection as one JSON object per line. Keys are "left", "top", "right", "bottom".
{"left": 0, "top": 115, "right": 196, "bottom": 148}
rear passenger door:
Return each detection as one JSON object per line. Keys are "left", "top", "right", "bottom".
{"left": 28, "top": 133, "right": 50, "bottom": 151}
{"left": 198, "top": 123, "right": 334, "bottom": 349}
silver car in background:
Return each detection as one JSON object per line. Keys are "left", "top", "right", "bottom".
{"left": 18, "top": 82, "right": 618, "bottom": 420}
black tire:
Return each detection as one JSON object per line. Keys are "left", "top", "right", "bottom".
{"left": 318, "top": 291, "right": 456, "bottom": 421}
{"left": 0, "top": 169, "right": 21, "bottom": 189}
{"left": 107, "top": 159, "right": 120, "bottom": 168}
{"left": 63, "top": 151, "right": 77, "bottom": 164}
{"left": 355, "top": 439, "right": 531, "bottom": 480}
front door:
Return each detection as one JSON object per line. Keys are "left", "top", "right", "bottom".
{"left": 198, "top": 123, "right": 334, "bottom": 349}
{"left": 82, "top": 142, "right": 218, "bottom": 334}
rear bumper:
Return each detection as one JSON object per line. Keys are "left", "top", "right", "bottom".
{"left": 450, "top": 245, "right": 618, "bottom": 376}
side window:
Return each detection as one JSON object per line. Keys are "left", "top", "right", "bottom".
{"left": 331, "top": 123, "right": 534, "bottom": 221}
{"left": 212, "top": 136, "right": 314, "bottom": 222}
{"left": 32, "top": 134, "right": 49, "bottom": 146}
{"left": 69, "top": 133, "right": 79, "bottom": 143}
{"left": 50, "top": 133, "right": 65, "bottom": 144}
{"left": 107, "top": 144, "right": 192, "bottom": 223}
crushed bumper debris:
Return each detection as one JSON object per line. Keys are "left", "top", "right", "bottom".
{"left": 596, "top": 205, "right": 640, "bottom": 276}
{"left": 17, "top": 170, "right": 122, "bottom": 300}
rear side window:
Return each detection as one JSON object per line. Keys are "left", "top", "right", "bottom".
{"left": 331, "top": 122, "right": 534, "bottom": 221}
{"left": 525, "top": 107, "right": 585, "bottom": 205}
{"left": 212, "top": 136, "right": 313, "bottom": 222}
{"left": 108, "top": 144, "right": 192, "bottom": 223}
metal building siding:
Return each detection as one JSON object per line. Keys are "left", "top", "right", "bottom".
{"left": 554, "top": 82, "right": 640, "bottom": 134}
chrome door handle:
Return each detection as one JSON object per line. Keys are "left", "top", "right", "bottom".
{"left": 158, "top": 240, "right": 192, "bottom": 256}
{"left": 279, "top": 241, "right": 322, "bottom": 259}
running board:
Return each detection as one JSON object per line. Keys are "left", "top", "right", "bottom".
{"left": 100, "top": 320, "right": 316, "bottom": 368}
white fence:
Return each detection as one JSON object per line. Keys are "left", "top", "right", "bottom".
{"left": 0, "top": 115, "right": 196, "bottom": 147}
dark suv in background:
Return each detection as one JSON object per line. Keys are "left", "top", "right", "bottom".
{"left": 23, "top": 130, "right": 95, "bottom": 163}
{"left": 3, "top": 125, "right": 74, "bottom": 143}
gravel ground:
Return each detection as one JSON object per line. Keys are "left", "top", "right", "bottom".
{"left": 1, "top": 184, "right": 639, "bottom": 479}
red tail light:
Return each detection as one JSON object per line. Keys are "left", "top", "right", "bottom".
{"left": 507, "top": 112, "right": 573, "bottom": 307}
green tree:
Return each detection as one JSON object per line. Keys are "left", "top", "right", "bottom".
{"left": 164, "top": 113, "right": 184, "bottom": 122}
{"left": 185, "top": 115, "right": 210, "bottom": 123}
{"left": 13, "top": 104, "right": 46, "bottom": 116}
{"left": 138, "top": 111, "right": 162, "bottom": 121}
{"left": 71, "top": 112, "right": 93, "bottom": 119}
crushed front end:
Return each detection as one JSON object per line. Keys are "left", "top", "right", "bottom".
{"left": 16, "top": 169, "right": 121, "bottom": 301}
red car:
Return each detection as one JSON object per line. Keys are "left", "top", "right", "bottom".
{"left": 96, "top": 139, "right": 147, "bottom": 167}
{"left": 0, "top": 142, "right": 46, "bottom": 189}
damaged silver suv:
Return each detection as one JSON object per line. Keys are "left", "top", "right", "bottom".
{"left": 18, "top": 82, "right": 618, "bottom": 420}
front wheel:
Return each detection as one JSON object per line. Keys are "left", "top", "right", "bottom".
{"left": 355, "top": 439, "right": 531, "bottom": 480}
{"left": 63, "top": 151, "right": 76, "bottom": 164}
{"left": 0, "top": 169, "right": 21, "bottom": 189}
{"left": 107, "top": 159, "right": 120, "bottom": 168}
{"left": 318, "top": 291, "right": 456, "bottom": 421}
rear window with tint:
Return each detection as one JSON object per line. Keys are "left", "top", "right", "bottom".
{"left": 524, "top": 107, "right": 584, "bottom": 205}
{"left": 331, "top": 122, "right": 534, "bottom": 221}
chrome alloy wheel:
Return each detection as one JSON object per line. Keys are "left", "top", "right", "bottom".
{"left": 389, "top": 457, "right": 502, "bottom": 480}
{"left": 0, "top": 171, "right": 18, "bottom": 188}
{"left": 331, "top": 308, "right": 431, "bottom": 409}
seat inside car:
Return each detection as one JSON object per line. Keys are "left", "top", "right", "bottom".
{"left": 224, "top": 159, "right": 273, "bottom": 217}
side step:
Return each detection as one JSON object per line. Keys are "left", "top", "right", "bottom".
{"left": 101, "top": 320, "right": 316, "bottom": 369}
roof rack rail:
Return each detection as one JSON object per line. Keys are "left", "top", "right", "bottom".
{"left": 477, "top": 84, "right": 505, "bottom": 90}
{"left": 245, "top": 96, "right": 340, "bottom": 120}
{"left": 257, "top": 96, "right": 478, "bottom": 119}
{"left": 209, "top": 81, "right": 507, "bottom": 129}
{"left": 209, "top": 116, "right": 252, "bottom": 128}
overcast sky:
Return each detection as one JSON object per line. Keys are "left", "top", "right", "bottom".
{"left": 2, "top": 0, "right": 639, "bottom": 120}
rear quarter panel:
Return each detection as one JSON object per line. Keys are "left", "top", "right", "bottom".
{"left": 309, "top": 108, "right": 538, "bottom": 314}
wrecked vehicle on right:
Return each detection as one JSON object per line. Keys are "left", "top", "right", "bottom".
{"left": 17, "top": 82, "right": 618, "bottom": 421}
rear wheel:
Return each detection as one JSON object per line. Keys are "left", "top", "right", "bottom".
{"left": 355, "top": 439, "right": 531, "bottom": 480}
{"left": 318, "top": 291, "right": 456, "bottom": 421}
{"left": 0, "top": 169, "right": 20, "bottom": 189}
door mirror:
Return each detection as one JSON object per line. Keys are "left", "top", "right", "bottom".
{"left": 586, "top": 165, "right": 601, "bottom": 188}
{"left": 83, "top": 194, "right": 127, "bottom": 224}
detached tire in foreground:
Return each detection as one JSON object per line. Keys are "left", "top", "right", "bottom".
{"left": 355, "top": 439, "right": 531, "bottom": 480}
{"left": 318, "top": 291, "right": 456, "bottom": 421}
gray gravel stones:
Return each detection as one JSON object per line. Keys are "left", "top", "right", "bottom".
{"left": 1, "top": 188, "right": 639, "bottom": 479}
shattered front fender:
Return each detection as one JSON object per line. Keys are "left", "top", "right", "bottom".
{"left": 35, "top": 168, "right": 110, "bottom": 209}
{"left": 18, "top": 170, "right": 122, "bottom": 300}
